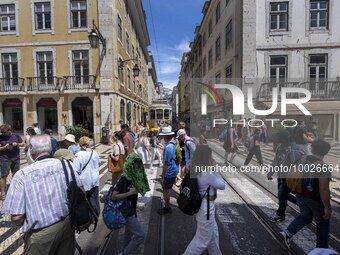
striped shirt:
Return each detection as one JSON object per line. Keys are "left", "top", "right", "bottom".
{"left": 1, "top": 158, "right": 82, "bottom": 232}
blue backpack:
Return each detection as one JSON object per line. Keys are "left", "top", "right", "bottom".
{"left": 102, "top": 187, "right": 127, "bottom": 230}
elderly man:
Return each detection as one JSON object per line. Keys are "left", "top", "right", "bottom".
{"left": 1, "top": 134, "right": 82, "bottom": 255}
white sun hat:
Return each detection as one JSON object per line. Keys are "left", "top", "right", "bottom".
{"left": 158, "top": 126, "right": 175, "bottom": 136}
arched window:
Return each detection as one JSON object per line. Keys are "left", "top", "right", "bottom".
{"left": 120, "top": 99, "right": 125, "bottom": 122}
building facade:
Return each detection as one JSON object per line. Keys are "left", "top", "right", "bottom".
{"left": 179, "top": 0, "right": 340, "bottom": 140}
{"left": 0, "top": 0, "right": 151, "bottom": 141}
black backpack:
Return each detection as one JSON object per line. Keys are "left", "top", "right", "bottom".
{"left": 61, "top": 160, "right": 98, "bottom": 233}
{"left": 177, "top": 173, "right": 211, "bottom": 219}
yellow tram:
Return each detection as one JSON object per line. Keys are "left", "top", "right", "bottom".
{"left": 147, "top": 100, "right": 172, "bottom": 132}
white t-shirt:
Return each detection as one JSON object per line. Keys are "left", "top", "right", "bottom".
{"left": 112, "top": 142, "right": 125, "bottom": 156}
{"left": 197, "top": 171, "right": 225, "bottom": 197}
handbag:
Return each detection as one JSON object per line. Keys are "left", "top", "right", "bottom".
{"left": 108, "top": 144, "right": 126, "bottom": 173}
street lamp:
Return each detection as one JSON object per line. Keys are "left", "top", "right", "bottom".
{"left": 88, "top": 20, "right": 107, "bottom": 149}
{"left": 119, "top": 59, "right": 140, "bottom": 78}
{"left": 88, "top": 20, "right": 106, "bottom": 52}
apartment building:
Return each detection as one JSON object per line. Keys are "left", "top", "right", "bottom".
{"left": 0, "top": 0, "right": 151, "bottom": 140}
{"left": 179, "top": 0, "right": 340, "bottom": 140}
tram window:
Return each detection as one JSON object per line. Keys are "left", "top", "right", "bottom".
{"left": 150, "top": 110, "right": 155, "bottom": 119}
{"left": 164, "top": 109, "right": 170, "bottom": 119}
{"left": 156, "top": 109, "right": 163, "bottom": 119}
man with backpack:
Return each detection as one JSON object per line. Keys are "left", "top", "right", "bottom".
{"left": 177, "top": 129, "right": 196, "bottom": 172}
{"left": 267, "top": 130, "right": 304, "bottom": 222}
{"left": 157, "top": 127, "right": 179, "bottom": 215}
{"left": 281, "top": 140, "right": 332, "bottom": 248}
{"left": 2, "top": 135, "right": 81, "bottom": 254}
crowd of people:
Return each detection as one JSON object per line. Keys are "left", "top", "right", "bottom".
{"left": 0, "top": 116, "right": 337, "bottom": 255}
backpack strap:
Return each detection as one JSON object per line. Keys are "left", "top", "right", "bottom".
{"left": 203, "top": 185, "right": 210, "bottom": 220}
{"left": 81, "top": 150, "right": 93, "bottom": 171}
{"left": 61, "top": 160, "right": 70, "bottom": 188}
{"left": 202, "top": 186, "right": 211, "bottom": 220}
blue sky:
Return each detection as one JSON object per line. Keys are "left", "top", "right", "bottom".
{"left": 143, "top": 0, "right": 206, "bottom": 89}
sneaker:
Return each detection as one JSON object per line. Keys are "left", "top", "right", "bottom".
{"left": 269, "top": 216, "right": 285, "bottom": 222}
{"left": 280, "top": 231, "right": 291, "bottom": 247}
{"left": 157, "top": 206, "right": 172, "bottom": 215}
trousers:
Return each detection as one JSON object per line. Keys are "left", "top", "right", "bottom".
{"left": 183, "top": 201, "right": 222, "bottom": 255}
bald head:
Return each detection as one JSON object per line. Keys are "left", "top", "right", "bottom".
{"left": 30, "top": 134, "right": 52, "bottom": 156}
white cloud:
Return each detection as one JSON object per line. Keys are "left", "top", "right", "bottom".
{"left": 175, "top": 40, "right": 190, "bottom": 53}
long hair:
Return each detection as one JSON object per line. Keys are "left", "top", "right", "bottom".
{"left": 190, "top": 145, "right": 213, "bottom": 177}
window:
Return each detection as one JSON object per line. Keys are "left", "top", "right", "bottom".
{"left": 120, "top": 100, "right": 125, "bottom": 121}
{"left": 118, "top": 58, "right": 124, "bottom": 85}
{"left": 70, "top": 0, "right": 87, "bottom": 28}
{"left": 310, "top": 1, "right": 328, "bottom": 28}
{"left": 126, "top": 32, "right": 130, "bottom": 54}
{"left": 270, "top": 2, "right": 288, "bottom": 31}
{"left": 215, "top": 36, "right": 221, "bottom": 62}
{"left": 127, "top": 68, "right": 131, "bottom": 90}
{"left": 35, "top": 2, "right": 51, "bottom": 30}
{"left": 37, "top": 52, "right": 53, "bottom": 85}
{"left": 309, "top": 54, "right": 327, "bottom": 90}
{"left": 0, "top": 4, "right": 16, "bottom": 32}
{"left": 202, "top": 32, "right": 206, "bottom": 47}
{"left": 118, "top": 15, "right": 122, "bottom": 42}
{"left": 269, "top": 55, "right": 287, "bottom": 83}
{"left": 208, "top": 19, "right": 212, "bottom": 37}
{"left": 208, "top": 48, "right": 213, "bottom": 70}
{"left": 215, "top": 73, "right": 221, "bottom": 83}
{"left": 216, "top": 2, "right": 221, "bottom": 24}
{"left": 2, "top": 53, "right": 18, "bottom": 85}
{"left": 225, "top": 20, "right": 233, "bottom": 50}
{"left": 72, "top": 50, "right": 89, "bottom": 84}
{"left": 203, "top": 57, "right": 207, "bottom": 76}
{"left": 225, "top": 64, "right": 232, "bottom": 80}
{"left": 132, "top": 45, "right": 135, "bottom": 60}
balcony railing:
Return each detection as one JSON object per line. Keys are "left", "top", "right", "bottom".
{"left": 64, "top": 75, "right": 96, "bottom": 90}
{"left": 0, "top": 77, "right": 25, "bottom": 92}
{"left": 257, "top": 80, "right": 340, "bottom": 101}
{"left": 27, "top": 76, "right": 60, "bottom": 91}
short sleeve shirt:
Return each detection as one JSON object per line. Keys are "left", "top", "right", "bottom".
{"left": 163, "top": 138, "right": 179, "bottom": 178}
{"left": 0, "top": 134, "right": 23, "bottom": 161}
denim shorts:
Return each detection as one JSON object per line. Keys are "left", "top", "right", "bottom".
{"left": 0, "top": 160, "right": 20, "bottom": 177}
{"left": 163, "top": 177, "right": 176, "bottom": 190}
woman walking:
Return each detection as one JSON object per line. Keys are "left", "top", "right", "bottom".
{"left": 150, "top": 130, "right": 164, "bottom": 170}
{"left": 24, "top": 127, "right": 36, "bottom": 165}
{"left": 109, "top": 131, "right": 126, "bottom": 185}
{"left": 244, "top": 128, "right": 263, "bottom": 166}
{"left": 111, "top": 154, "right": 150, "bottom": 255}
{"left": 136, "top": 129, "right": 151, "bottom": 165}
{"left": 73, "top": 136, "right": 101, "bottom": 219}
{"left": 183, "top": 145, "right": 225, "bottom": 255}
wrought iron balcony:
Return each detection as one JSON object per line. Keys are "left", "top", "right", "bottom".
{"left": 0, "top": 77, "right": 25, "bottom": 92}
{"left": 63, "top": 75, "right": 96, "bottom": 90}
{"left": 257, "top": 80, "right": 340, "bottom": 101}
{"left": 27, "top": 76, "right": 60, "bottom": 91}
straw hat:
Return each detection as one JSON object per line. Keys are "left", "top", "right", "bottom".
{"left": 53, "top": 149, "right": 74, "bottom": 160}
{"left": 64, "top": 134, "right": 76, "bottom": 143}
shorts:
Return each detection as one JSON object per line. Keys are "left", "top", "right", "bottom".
{"left": 0, "top": 160, "right": 20, "bottom": 177}
{"left": 163, "top": 177, "right": 176, "bottom": 190}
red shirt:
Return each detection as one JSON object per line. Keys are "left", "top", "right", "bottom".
{"left": 123, "top": 133, "right": 134, "bottom": 155}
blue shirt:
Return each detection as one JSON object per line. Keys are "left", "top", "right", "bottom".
{"left": 163, "top": 138, "right": 179, "bottom": 178}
